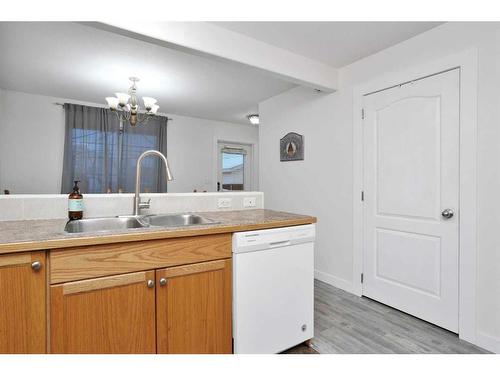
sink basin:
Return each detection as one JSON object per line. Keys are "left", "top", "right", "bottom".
{"left": 64, "top": 214, "right": 218, "bottom": 233}
{"left": 142, "top": 213, "right": 219, "bottom": 227}
{"left": 64, "top": 217, "right": 145, "bottom": 233}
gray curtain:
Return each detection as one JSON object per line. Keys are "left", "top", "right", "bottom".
{"left": 61, "top": 103, "right": 168, "bottom": 194}
{"left": 119, "top": 115, "right": 169, "bottom": 193}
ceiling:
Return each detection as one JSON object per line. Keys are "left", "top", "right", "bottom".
{"left": 0, "top": 22, "right": 444, "bottom": 124}
{"left": 212, "top": 22, "right": 443, "bottom": 68}
{"left": 0, "top": 22, "right": 295, "bottom": 124}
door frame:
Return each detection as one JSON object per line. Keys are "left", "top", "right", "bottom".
{"left": 352, "top": 49, "right": 478, "bottom": 344}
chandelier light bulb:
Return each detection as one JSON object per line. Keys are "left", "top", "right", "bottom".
{"left": 150, "top": 104, "right": 159, "bottom": 114}
{"left": 143, "top": 97, "right": 157, "bottom": 110}
{"left": 115, "top": 92, "right": 131, "bottom": 106}
{"left": 105, "top": 97, "right": 119, "bottom": 110}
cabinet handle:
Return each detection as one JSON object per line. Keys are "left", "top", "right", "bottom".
{"left": 159, "top": 278, "right": 167, "bottom": 286}
{"left": 147, "top": 280, "right": 155, "bottom": 288}
{"left": 31, "top": 261, "right": 42, "bottom": 271}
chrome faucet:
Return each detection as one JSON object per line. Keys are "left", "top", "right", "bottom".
{"left": 134, "top": 150, "right": 173, "bottom": 216}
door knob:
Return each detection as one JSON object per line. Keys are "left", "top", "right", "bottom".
{"left": 441, "top": 208, "right": 454, "bottom": 219}
{"left": 147, "top": 280, "right": 155, "bottom": 288}
{"left": 159, "top": 278, "right": 167, "bottom": 286}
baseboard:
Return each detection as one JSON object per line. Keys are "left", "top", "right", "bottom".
{"left": 476, "top": 331, "right": 500, "bottom": 353}
{"left": 314, "top": 270, "right": 355, "bottom": 294}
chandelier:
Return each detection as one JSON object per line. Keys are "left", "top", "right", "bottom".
{"left": 105, "top": 77, "right": 159, "bottom": 127}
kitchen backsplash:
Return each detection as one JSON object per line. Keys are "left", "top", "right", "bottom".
{"left": 0, "top": 192, "right": 264, "bottom": 221}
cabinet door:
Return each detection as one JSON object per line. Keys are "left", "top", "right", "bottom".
{"left": 0, "top": 251, "right": 46, "bottom": 353}
{"left": 156, "top": 259, "right": 232, "bottom": 354}
{"left": 50, "top": 270, "right": 156, "bottom": 353}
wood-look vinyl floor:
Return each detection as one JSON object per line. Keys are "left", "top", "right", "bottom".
{"left": 310, "top": 280, "right": 489, "bottom": 354}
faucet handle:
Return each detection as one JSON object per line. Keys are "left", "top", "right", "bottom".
{"left": 139, "top": 198, "right": 151, "bottom": 210}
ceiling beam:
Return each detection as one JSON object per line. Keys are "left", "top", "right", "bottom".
{"left": 88, "top": 22, "right": 338, "bottom": 93}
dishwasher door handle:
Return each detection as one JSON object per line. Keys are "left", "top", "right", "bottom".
{"left": 269, "top": 240, "right": 291, "bottom": 247}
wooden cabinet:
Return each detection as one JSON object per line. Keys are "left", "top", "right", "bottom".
{"left": 49, "top": 260, "right": 232, "bottom": 354}
{"left": 0, "top": 251, "right": 46, "bottom": 353}
{"left": 50, "top": 270, "right": 156, "bottom": 354}
{"left": 1, "top": 234, "right": 232, "bottom": 354}
{"left": 156, "top": 259, "right": 232, "bottom": 354}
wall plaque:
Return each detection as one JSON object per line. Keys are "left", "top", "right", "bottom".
{"left": 280, "top": 132, "right": 304, "bottom": 162}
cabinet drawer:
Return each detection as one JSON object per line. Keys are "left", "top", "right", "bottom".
{"left": 50, "top": 233, "right": 231, "bottom": 284}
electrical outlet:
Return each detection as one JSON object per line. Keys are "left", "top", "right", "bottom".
{"left": 243, "top": 197, "right": 257, "bottom": 208}
{"left": 217, "top": 197, "right": 232, "bottom": 209}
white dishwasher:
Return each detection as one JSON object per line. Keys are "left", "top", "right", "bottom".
{"left": 232, "top": 224, "right": 315, "bottom": 354}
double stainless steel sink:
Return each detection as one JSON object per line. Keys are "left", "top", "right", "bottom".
{"left": 63, "top": 150, "right": 221, "bottom": 234}
{"left": 64, "top": 213, "right": 218, "bottom": 234}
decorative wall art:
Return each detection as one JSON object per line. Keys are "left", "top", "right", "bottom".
{"left": 280, "top": 132, "right": 304, "bottom": 162}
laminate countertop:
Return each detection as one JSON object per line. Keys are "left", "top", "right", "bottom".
{"left": 0, "top": 209, "right": 316, "bottom": 254}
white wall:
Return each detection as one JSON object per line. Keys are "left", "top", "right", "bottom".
{"left": 259, "top": 87, "right": 353, "bottom": 289}
{"left": 167, "top": 114, "right": 259, "bottom": 193}
{"left": 259, "top": 22, "right": 500, "bottom": 352}
{"left": 0, "top": 89, "right": 259, "bottom": 194}
{"left": 0, "top": 89, "right": 65, "bottom": 193}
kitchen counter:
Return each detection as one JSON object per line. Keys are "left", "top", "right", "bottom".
{"left": 0, "top": 209, "right": 316, "bottom": 254}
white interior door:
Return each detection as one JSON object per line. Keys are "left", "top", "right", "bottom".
{"left": 362, "top": 69, "right": 459, "bottom": 332}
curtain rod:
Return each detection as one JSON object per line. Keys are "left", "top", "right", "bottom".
{"left": 53, "top": 102, "right": 173, "bottom": 121}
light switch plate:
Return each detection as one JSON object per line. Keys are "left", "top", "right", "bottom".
{"left": 217, "top": 197, "right": 232, "bottom": 209}
{"left": 243, "top": 197, "right": 257, "bottom": 208}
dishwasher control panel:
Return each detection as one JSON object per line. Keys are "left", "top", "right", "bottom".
{"left": 232, "top": 224, "right": 315, "bottom": 253}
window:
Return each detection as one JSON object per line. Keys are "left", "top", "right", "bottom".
{"left": 71, "top": 127, "right": 119, "bottom": 194}
{"left": 222, "top": 152, "right": 245, "bottom": 191}
{"left": 61, "top": 103, "right": 168, "bottom": 194}
{"left": 217, "top": 142, "right": 253, "bottom": 191}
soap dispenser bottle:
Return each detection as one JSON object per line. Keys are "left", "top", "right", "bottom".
{"left": 68, "top": 180, "right": 84, "bottom": 220}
